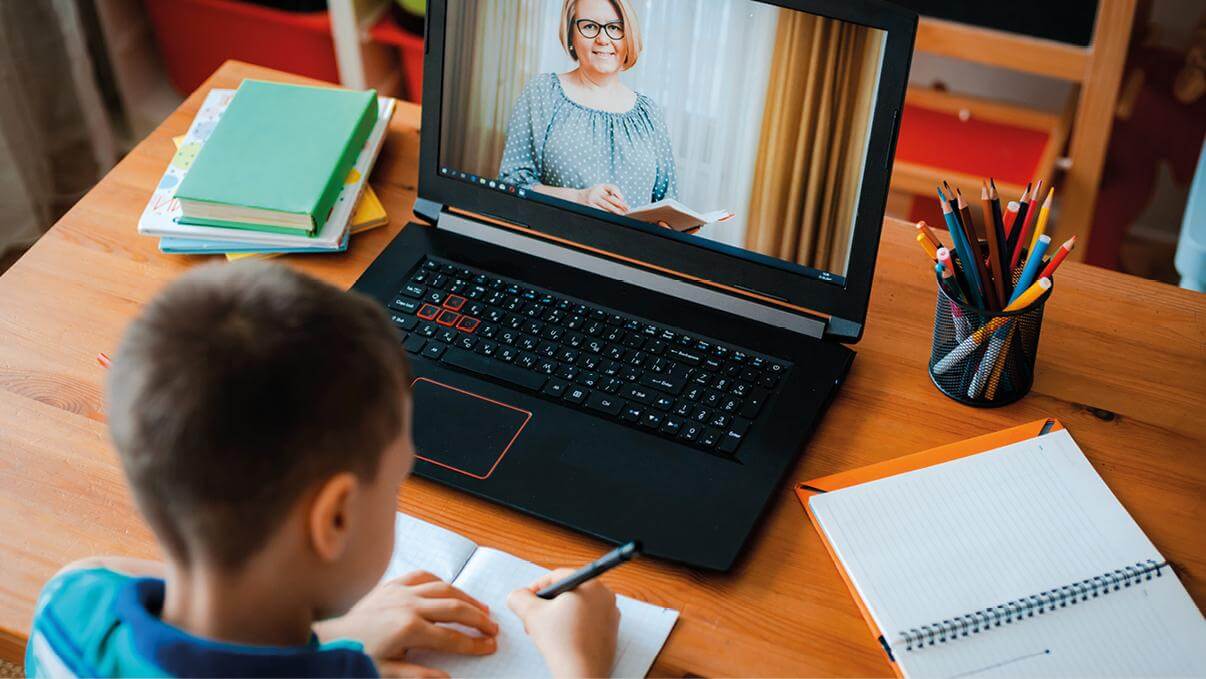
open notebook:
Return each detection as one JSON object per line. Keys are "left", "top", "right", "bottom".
{"left": 806, "top": 428, "right": 1206, "bottom": 678}
{"left": 379, "top": 513, "right": 678, "bottom": 677}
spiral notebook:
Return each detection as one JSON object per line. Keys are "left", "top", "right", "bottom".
{"left": 378, "top": 512, "right": 678, "bottom": 678}
{"left": 798, "top": 420, "right": 1206, "bottom": 678}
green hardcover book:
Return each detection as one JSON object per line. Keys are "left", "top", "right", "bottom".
{"left": 175, "top": 80, "right": 378, "bottom": 235}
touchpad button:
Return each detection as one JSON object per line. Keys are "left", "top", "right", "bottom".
{"left": 411, "top": 378, "right": 531, "bottom": 479}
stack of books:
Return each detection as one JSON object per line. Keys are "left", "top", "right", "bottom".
{"left": 139, "top": 80, "right": 396, "bottom": 259}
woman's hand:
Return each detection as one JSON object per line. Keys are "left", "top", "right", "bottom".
{"left": 507, "top": 568, "right": 620, "bottom": 678}
{"left": 577, "top": 184, "right": 629, "bottom": 214}
{"left": 314, "top": 570, "right": 498, "bottom": 678}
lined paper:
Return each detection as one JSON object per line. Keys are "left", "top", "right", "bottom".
{"left": 810, "top": 429, "right": 1206, "bottom": 677}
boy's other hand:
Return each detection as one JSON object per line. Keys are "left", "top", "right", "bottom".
{"left": 507, "top": 569, "right": 620, "bottom": 678}
{"left": 315, "top": 570, "right": 498, "bottom": 678}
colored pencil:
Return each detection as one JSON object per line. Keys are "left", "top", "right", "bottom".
{"left": 1039, "top": 236, "right": 1076, "bottom": 280}
{"left": 916, "top": 220, "right": 943, "bottom": 251}
{"left": 1027, "top": 187, "right": 1055, "bottom": 256}
{"left": 1010, "top": 234, "right": 1052, "bottom": 304}
{"left": 1003, "top": 201, "right": 1020, "bottom": 239}
{"left": 1009, "top": 186, "right": 1039, "bottom": 270}
{"left": 932, "top": 277, "right": 1051, "bottom": 375}
{"left": 980, "top": 183, "right": 1008, "bottom": 307}
{"left": 939, "top": 187, "right": 986, "bottom": 309}
{"left": 956, "top": 187, "right": 998, "bottom": 309}
{"left": 916, "top": 231, "right": 939, "bottom": 261}
{"left": 1007, "top": 183, "right": 1033, "bottom": 257}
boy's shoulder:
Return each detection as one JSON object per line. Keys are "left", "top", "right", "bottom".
{"left": 26, "top": 567, "right": 162, "bottom": 677}
{"left": 25, "top": 567, "right": 377, "bottom": 678}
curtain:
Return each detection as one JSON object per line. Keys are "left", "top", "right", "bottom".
{"left": 744, "top": 10, "right": 884, "bottom": 276}
{"left": 440, "top": 0, "right": 545, "bottom": 176}
{"left": 0, "top": 0, "right": 116, "bottom": 261}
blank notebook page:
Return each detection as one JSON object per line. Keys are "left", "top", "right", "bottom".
{"left": 409, "top": 548, "right": 678, "bottom": 678}
{"left": 810, "top": 429, "right": 1206, "bottom": 676}
{"left": 379, "top": 512, "right": 479, "bottom": 584}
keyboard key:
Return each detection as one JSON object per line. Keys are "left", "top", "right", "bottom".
{"left": 692, "top": 407, "right": 711, "bottom": 423}
{"left": 659, "top": 417, "right": 683, "bottom": 436}
{"left": 442, "top": 347, "right": 546, "bottom": 391}
{"left": 640, "top": 373, "right": 684, "bottom": 395}
{"left": 456, "top": 335, "right": 477, "bottom": 351}
{"left": 758, "top": 374, "right": 779, "bottom": 389}
{"left": 699, "top": 428, "right": 721, "bottom": 449}
{"left": 555, "top": 364, "right": 579, "bottom": 381}
{"left": 443, "top": 295, "right": 466, "bottom": 311}
{"left": 417, "top": 303, "right": 441, "bottom": 321}
{"left": 707, "top": 412, "right": 730, "bottom": 429}
{"left": 564, "top": 386, "right": 589, "bottom": 405}
{"left": 401, "top": 283, "right": 425, "bottom": 298}
{"left": 455, "top": 316, "right": 480, "bottom": 334}
{"left": 474, "top": 340, "right": 497, "bottom": 357}
{"left": 536, "top": 359, "right": 557, "bottom": 375}
{"left": 436, "top": 310, "right": 460, "bottom": 327}
{"left": 667, "top": 347, "right": 703, "bottom": 365}
{"left": 403, "top": 335, "right": 426, "bottom": 354}
{"left": 418, "top": 323, "right": 438, "bottom": 338}
{"left": 739, "top": 388, "right": 769, "bottom": 418}
{"left": 425, "top": 290, "right": 446, "bottom": 305}
{"left": 389, "top": 297, "right": 420, "bottom": 314}
{"left": 680, "top": 423, "right": 702, "bottom": 442}
{"left": 585, "top": 393, "right": 624, "bottom": 416}
{"left": 620, "top": 405, "right": 643, "bottom": 422}
{"left": 498, "top": 347, "right": 518, "bottom": 363}
{"left": 390, "top": 313, "right": 417, "bottom": 331}
{"left": 620, "top": 385, "right": 655, "bottom": 405}
{"left": 543, "top": 379, "right": 569, "bottom": 398}
{"left": 640, "top": 412, "right": 663, "bottom": 430}
{"left": 653, "top": 396, "right": 674, "bottom": 411}
{"left": 438, "top": 329, "right": 458, "bottom": 344}
{"left": 421, "top": 342, "right": 447, "bottom": 360}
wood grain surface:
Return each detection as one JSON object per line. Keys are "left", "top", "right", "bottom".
{"left": 0, "top": 62, "right": 1202, "bottom": 676}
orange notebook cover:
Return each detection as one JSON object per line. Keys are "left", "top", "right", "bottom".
{"left": 795, "top": 418, "right": 1063, "bottom": 675}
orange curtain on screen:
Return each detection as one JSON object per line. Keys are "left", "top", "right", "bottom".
{"left": 744, "top": 11, "right": 883, "bottom": 274}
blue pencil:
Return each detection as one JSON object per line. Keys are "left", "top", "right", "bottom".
{"left": 1009, "top": 234, "right": 1051, "bottom": 305}
{"left": 939, "top": 188, "right": 986, "bottom": 309}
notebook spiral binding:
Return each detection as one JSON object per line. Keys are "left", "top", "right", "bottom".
{"left": 898, "top": 560, "right": 1167, "bottom": 652}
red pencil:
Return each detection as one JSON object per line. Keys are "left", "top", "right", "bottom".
{"left": 1010, "top": 185, "right": 1041, "bottom": 270}
{"left": 1039, "top": 236, "right": 1076, "bottom": 279}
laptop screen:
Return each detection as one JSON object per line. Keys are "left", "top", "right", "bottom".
{"left": 436, "top": 0, "right": 888, "bottom": 288}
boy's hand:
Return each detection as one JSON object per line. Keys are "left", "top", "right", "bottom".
{"left": 507, "top": 569, "right": 620, "bottom": 678}
{"left": 315, "top": 570, "right": 498, "bottom": 678}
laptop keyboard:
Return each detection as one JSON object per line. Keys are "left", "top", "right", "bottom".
{"left": 385, "top": 257, "right": 791, "bottom": 456}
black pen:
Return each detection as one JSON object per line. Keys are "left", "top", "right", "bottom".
{"left": 537, "top": 541, "right": 642, "bottom": 599}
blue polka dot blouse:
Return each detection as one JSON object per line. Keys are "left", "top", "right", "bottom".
{"left": 498, "top": 73, "right": 678, "bottom": 206}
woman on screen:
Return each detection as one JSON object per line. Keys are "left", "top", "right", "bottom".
{"left": 498, "top": 0, "right": 678, "bottom": 216}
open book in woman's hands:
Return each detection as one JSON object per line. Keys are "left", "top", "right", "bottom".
{"left": 625, "top": 199, "right": 734, "bottom": 232}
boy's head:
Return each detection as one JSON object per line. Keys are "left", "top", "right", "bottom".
{"left": 107, "top": 262, "right": 412, "bottom": 614}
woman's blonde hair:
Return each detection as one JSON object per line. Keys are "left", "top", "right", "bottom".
{"left": 559, "top": 0, "right": 643, "bottom": 71}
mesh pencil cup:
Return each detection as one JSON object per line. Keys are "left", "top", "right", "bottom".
{"left": 928, "top": 277, "right": 1052, "bottom": 407}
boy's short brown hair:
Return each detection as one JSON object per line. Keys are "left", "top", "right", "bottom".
{"left": 106, "top": 262, "right": 411, "bottom": 568}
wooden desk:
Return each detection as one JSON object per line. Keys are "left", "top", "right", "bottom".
{"left": 1, "top": 62, "right": 1203, "bottom": 676}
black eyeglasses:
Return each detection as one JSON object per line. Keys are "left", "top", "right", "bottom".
{"left": 574, "top": 19, "right": 624, "bottom": 40}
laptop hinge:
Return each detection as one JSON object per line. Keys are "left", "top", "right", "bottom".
{"left": 435, "top": 209, "right": 829, "bottom": 340}
{"left": 414, "top": 197, "right": 443, "bottom": 226}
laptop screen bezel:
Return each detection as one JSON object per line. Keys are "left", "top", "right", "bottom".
{"left": 418, "top": 0, "right": 917, "bottom": 341}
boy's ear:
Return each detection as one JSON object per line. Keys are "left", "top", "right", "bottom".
{"left": 308, "top": 472, "right": 359, "bottom": 562}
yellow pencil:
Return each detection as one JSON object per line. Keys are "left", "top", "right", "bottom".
{"left": 916, "top": 220, "right": 943, "bottom": 251}
{"left": 916, "top": 231, "right": 938, "bottom": 261}
{"left": 1028, "top": 188, "right": 1055, "bottom": 255}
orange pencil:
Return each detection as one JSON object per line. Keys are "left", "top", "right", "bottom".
{"left": 1039, "top": 236, "right": 1076, "bottom": 279}
{"left": 916, "top": 220, "right": 943, "bottom": 251}
{"left": 97, "top": 352, "right": 112, "bottom": 369}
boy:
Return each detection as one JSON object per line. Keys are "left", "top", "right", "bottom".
{"left": 26, "top": 262, "right": 620, "bottom": 678}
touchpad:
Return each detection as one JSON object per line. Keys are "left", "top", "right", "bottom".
{"left": 411, "top": 378, "right": 532, "bottom": 479}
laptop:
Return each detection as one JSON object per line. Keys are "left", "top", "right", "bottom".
{"left": 354, "top": 0, "right": 916, "bottom": 570}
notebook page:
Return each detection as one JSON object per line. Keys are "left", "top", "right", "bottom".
{"left": 897, "top": 574, "right": 1206, "bottom": 677}
{"left": 409, "top": 547, "right": 678, "bottom": 678}
{"left": 809, "top": 429, "right": 1163, "bottom": 643}
{"left": 379, "top": 512, "right": 479, "bottom": 584}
